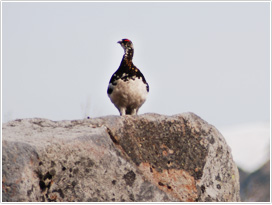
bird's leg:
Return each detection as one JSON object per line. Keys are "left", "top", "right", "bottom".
{"left": 130, "top": 109, "right": 137, "bottom": 115}
{"left": 119, "top": 108, "right": 126, "bottom": 116}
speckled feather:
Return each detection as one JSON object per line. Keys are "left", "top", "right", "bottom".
{"left": 107, "top": 39, "right": 149, "bottom": 116}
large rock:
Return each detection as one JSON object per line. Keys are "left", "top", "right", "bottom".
{"left": 2, "top": 113, "right": 240, "bottom": 202}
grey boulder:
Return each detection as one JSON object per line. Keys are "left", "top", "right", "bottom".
{"left": 2, "top": 113, "right": 240, "bottom": 202}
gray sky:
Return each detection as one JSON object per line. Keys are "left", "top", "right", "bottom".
{"left": 2, "top": 2, "right": 270, "bottom": 129}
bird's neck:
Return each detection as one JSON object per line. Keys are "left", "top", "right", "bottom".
{"left": 121, "top": 48, "right": 134, "bottom": 66}
{"left": 124, "top": 47, "right": 134, "bottom": 60}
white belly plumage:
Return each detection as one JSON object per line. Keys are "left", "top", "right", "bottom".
{"left": 108, "top": 77, "right": 148, "bottom": 115}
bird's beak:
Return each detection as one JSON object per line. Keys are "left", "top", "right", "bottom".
{"left": 117, "top": 41, "right": 122, "bottom": 44}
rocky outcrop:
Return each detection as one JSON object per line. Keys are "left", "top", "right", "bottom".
{"left": 240, "top": 160, "right": 270, "bottom": 202}
{"left": 2, "top": 113, "right": 240, "bottom": 202}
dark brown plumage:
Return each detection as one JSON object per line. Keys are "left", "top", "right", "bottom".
{"left": 107, "top": 39, "right": 149, "bottom": 115}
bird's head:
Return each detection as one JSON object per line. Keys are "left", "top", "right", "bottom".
{"left": 117, "top": 39, "right": 134, "bottom": 51}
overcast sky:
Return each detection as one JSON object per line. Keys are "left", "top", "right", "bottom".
{"left": 2, "top": 1, "right": 270, "bottom": 172}
{"left": 3, "top": 2, "right": 270, "bottom": 127}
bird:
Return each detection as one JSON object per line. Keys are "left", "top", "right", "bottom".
{"left": 107, "top": 39, "right": 149, "bottom": 116}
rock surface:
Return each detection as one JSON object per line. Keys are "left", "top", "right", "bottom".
{"left": 2, "top": 113, "right": 240, "bottom": 202}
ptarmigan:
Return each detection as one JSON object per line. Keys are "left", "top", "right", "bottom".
{"left": 107, "top": 39, "right": 149, "bottom": 116}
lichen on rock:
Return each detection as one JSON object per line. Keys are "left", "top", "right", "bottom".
{"left": 2, "top": 113, "right": 240, "bottom": 202}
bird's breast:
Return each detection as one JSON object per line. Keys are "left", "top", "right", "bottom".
{"left": 108, "top": 77, "right": 148, "bottom": 108}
